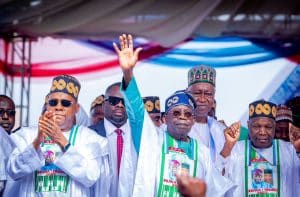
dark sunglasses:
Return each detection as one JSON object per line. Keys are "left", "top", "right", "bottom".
{"left": 48, "top": 99, "right": 73, "bottom": 107}
{"left": 105, "top": 96, "right": 125, "bottom": 106}
{"left": 0, "top": 109, "right": 16, "bottom": 117}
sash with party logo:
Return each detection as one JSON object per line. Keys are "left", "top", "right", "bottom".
{"left": 157, "top": 132, "right": 198, "bottom": 197}
{"left": 245, "top": 139, "right": 281, "bottom": 197}
{"left": 35, "top": 125, "right": 79, "bottom": 193}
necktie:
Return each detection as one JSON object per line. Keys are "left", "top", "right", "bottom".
{"left": 115, "top": 128, "right": 123, "bottom": 175}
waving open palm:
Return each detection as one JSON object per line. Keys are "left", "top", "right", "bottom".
{"left": 113, "top": 34, "right": 142, "bottom": 79}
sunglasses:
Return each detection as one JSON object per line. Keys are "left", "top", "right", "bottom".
{"left": 48, "top": 99, "right": 73, "bottom": 107}
{"left": 171, "top": 110, "right": 193, "bottom": 118}
{"left": 0, "top": 109, "right": 16, "bottom": 117}
{"left": 105, "top": 96, "right": 125, "bottom": 106}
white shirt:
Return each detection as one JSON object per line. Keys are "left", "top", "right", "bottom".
{"left": 103, "top": 118, "right": 137, "bottom": 197}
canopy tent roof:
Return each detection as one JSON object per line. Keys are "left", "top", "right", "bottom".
{"left": 1, "top": 0, "right": 300, "bottom": 47}
{"left": 1, "top": 0, "right": 300, "bottom": 127}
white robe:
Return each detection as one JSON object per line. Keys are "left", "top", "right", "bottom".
{"left": 7, "top": 125, "right": 110, "bottom": 197}
{"left": 223, "top": 140, "right": 300, "bottom": 197}
{"left": 121, "top": 77, "right": 235, "bottom": 197}
{"left": 0, "top": 126, "right": 19, "bottom": 197}
{"left": 189, "top": 118, "right": 226, "bottom": 162}
{"left": 0, "top": 126, "right": 13, "bottom": 182}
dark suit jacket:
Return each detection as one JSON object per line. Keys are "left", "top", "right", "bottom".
{"left": 89, "top": 120, "right": 107, "bottom": 137}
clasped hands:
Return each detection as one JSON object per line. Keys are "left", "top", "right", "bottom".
{"left": 33, "top": 111, "right": 68, "bottom": 151}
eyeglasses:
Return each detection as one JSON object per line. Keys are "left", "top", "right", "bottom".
{"left": 171, "top": 110, "right": 193, "bottom": 118}
{"left": 0, "top": 109, "right": 16, "bottom": 117}
{"left": 48, "top": 99, "right": 73, "bottom": 107}
{"left": 105, "top": 96, "right": 125, "bottom": 106}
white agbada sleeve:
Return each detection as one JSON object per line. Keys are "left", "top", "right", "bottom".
{"left": 92, "top": 153, "right": 111, "bottom": 197}
{"left": 196, "top": 143, "right": 236, "bottom": 197}
{"left": 121, "top": 77, "right": 160, "bottom": 196}
{"left": 7, "top": 128, "right": 44, "bottom": 180}
{"left": 55, "top": 126, "right": 108, "bottom": 187}
{"left": 0, "top": 127, "right": 15, "bottom": 180}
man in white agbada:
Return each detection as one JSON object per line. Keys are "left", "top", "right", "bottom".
{"left": 187, "top": 65, "right": 231, "bottom": 161}
{"left": 113, "top": 34, "right": 235, "bottom": 196}
{"left": 7, "top": 74, "right": 110, "bottom": 197}
{"left": 220, "top": 99, "right": 300, "bottom": 197}
{"left": 0, "top": 126, "right": 15, "bottom": 196}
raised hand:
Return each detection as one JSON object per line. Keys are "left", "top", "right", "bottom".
{"left": 113, "top": 34, "right": 142, "bottom": 85}
{"left": 221, "top": 121, "right": 241, "bottom": 158}
{"left": 224, "top": 121, "right": 241, "bottom": 144}
{"left": 289, "top": 123, "right": 300, "bottom": 152}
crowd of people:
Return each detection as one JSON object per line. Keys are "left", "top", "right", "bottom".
{"left": 0, "top": 34, "right": 300, "bottom": 197}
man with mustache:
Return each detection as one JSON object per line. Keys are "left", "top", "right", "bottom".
{"left": 6, "top": 74, "right": 110, "bottom": 196}
{"left": 220, "top": 99, "right": 300, "bottom": 197}
{"left": 187, "top": 65, "right": 229, "bottom": 161}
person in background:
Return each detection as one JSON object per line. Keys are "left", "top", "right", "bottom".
{"left": 7, "top": 74, "right": 110, "bottom": 196}
{"left": 220, "top": 99, "right": 300, "bottom": 197}
{"left": 143, "top": 96, "right": 166, "bottom": 134}
{"left": 287, "top": 96, "right": 300, "bottom": 128}
{"left": 0, "top": 95, "right": 20, "bottom": 196}
{"left": 275, "top": 104, "right": 293, "bottom": 141}
{"left": 0, "top": 126, "right": 15, "bottom": 196}
{"left": 161, "top": 111, "right": 166, "bottom": 125}
{"left": 90, "top": 95, "right": 105, "bottom": 125}
{"left": 0, "top": 95, "right": 19, "bottom": 134}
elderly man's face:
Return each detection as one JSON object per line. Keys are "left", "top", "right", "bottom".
{"left": 103, "top": 85, "right": 127, "bottom": 127}
{"left": 187, "top": 83, "right": 215, "bottom": 118}
{"left": 0, "top": 97, "right": 16, "bottom": 134}
{"left": 166, "top": 105, "right": 194, "bottom": 139}
{"left": 46, "top": 92, "right": 79, "bottom": 131}
{"left": 90, "top": 105, "right": 104, "bottom": 125}
{"left": 248, "top": 117, "right": 275, "bottom": 148}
